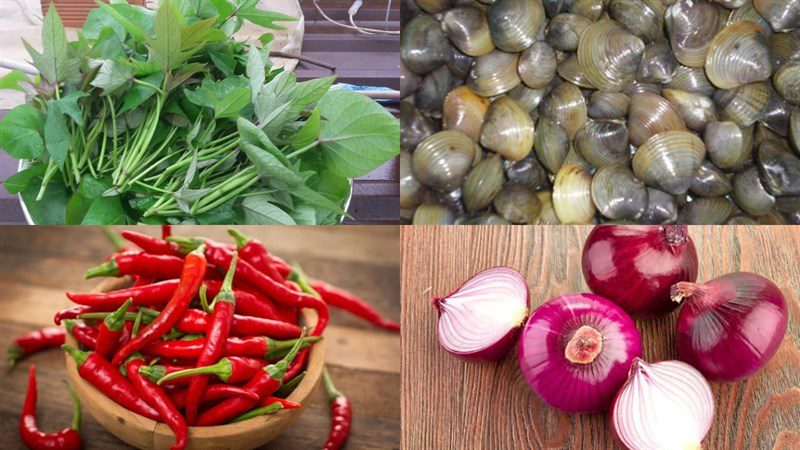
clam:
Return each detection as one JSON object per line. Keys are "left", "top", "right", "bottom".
{"left": 666, "top": 65, "right": 716, "bottom": 96}
{"left": 542, "top": 0, "right": 575, "bottom": 18}
{"left": 415, "top": 0, "right": 453, "bottom": 14}
{"left": 757, "top": 210, "right": 789, "bottom": 224}
{"left": 487, "top": 0, "right": 546, "bottom": 52}
{"left": 705, "top": 22, "right": 772, "bottom": 89}
{"left": 539, "top": 82, "right": 588, "bottom": 138}
{"left": 774, "top": 63, "right": 800, "bottom": 104}
{"left": 563, "top": 147, "right": 594, "bottom": 170}
{"left": 753, "top": 123, "right": 786, "bottom": 147}
{"left": 401, "top": 102, "right": 437, "bottom": 151}
{"left": 463, "top": 155, "right": 505, "bottom": 211}
{"left": 480, "top": 96, "right": 535, "bottom": 161}
{"left": 442, "top": 86, "right": 490, "bottom": 141}
{"left": 661, "top": 88, "right": 717, "bottom": 132}
{"left": 467, "top": 50, "right": 521, "bottom": 97}
{"left": 446, "top": 47, "right": 473, "bottom": 79}
{"left": 628, "top": 92, "right": 686, "bottom": 146}
{"left": 714, "top": 82, "right": 771, "bottom": 127}
{"left": 732, "top": 166, "right": 776, "bottom": 215}
{"left": 678, "top": 197, "right": 733, "bottom": 224}
{"left": 415, "top": 65, "right": 453, "bottom": 114}
{"left": 533, "top": 116, "right": 570, "bottom": 173}
{"left": 757, "top": 139, "right": 800, "bottom": 196}
{"left": 769, "top": 31, "right": 800, "bottom": 70}
{"left": 776, "top": 195, "right": 800, "bottom": 216}
{"left": 624, "top": 81, "right": 662, "bottom": 96}
{"left": 632, "top": 130, "right": 706, "bottom": 195}
{"left": 553, "top": 163, "right": 596, "bottom": 223}
{"left": 712, "top": 0, "right": 748, "bottom": 7}
{"left": 665, "top": 0, "right": 723, "bottom": 68}
{"left": 753, "top": 0, "right": 800, "bottom": 32}
{"left": 637, "top": 40, "right": 677, "bottom": 84}
{"left": 689, "top": 161, "right": 733, "bottom": 197}
{"left": 587, "top": 91, "right": 629, "bottom": 120}
{"left": 400, "top": 151, "right": 426, "bottom": 209}
{"left": 440, "top": 7, "right": 494, "bottom": 57}
{"left": 509, "top": 84, "right": 549, "bottom": 113}
{"left": 572, "top": 0, "right": 604, "bottom": 21}
{"left": 639, "top": 188, "right": 678, "bottom": 224}
{"left": 609, "top": 0, "right": 664, "bottom": 44}
{"left": 545, "top": 13, "right": 592, "bottom": 51}
{"left": 518, "top": 41, "right": 558, "bottom": 89}
{"left": 591, "top": 165, "right": 648, "bottom": 220}
{"left": 761, "top": 86, "right": 793, "bottom": 136}
{"left": 412, "top": 130, "right": 478, "bottom": 192}
{"left": 493, "top": 183, "right": 543, "bottom": 223}
{"left": 726, "top": 215, "right": 759, "bottom": 225}
{"left": 412, "top": 203, "right": 456, "bottom": 224}
{"left": 455, "top": 213, "right": 511, "bottom": 224}
{"left": 505, "top": 154, "right": 549, "bottom": 187}
{"left": 727, "top": 2, "right": 774, "bottom": 37}
{"left": 791, "top": 109, "right": 800, "bottom": 153}
{"left": 577, "top": 19, "right": 645, "bottom": 92}
{"left": 556, "top": 54, "right": 596, "bottom": 89}
{"left": 574, "top": 120, "right": 630, "bottom": 167}
{"left": 401, "top": 63, "right": 421, "bottom": 97}
{"left": 533, "top": 190, "right": 561, "bottom": 224}
{"left": 401, "top": 15, "right": 449, "bottom": 75}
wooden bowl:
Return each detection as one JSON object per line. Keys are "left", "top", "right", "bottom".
{"left": 64, "top": 277, "right": 325, "bottom": 450}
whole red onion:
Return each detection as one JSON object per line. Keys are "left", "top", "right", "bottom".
{"left": 672, "top": 272, "right": 788, "bottom": 381}
{"left": 518, "top": 293, "right": 642, "bottom": 413}
{"left": 582, "top": 225, "right": 699, "bottom": 317}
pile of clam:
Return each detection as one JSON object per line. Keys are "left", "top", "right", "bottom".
{"left": 400, "top": 0, "right": 800, "bottom": 224}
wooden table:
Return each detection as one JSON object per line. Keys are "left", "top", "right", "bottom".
{"left": 0, "top": 226, "right": 400, "bottom": 449}
{"left": 401, "top": 226, "right": 800, "bottom": 449}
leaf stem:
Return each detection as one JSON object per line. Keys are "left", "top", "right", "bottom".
{"left": 285, "top": 140, "right": 319, "bottom": 159}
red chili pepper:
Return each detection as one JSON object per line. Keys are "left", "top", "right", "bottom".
{"left": 64, "top": 320, "right": 98, "bottom": 349}
{"left": 143, "top": 335, "right": 320, "bottom": 360}
{"left": 162, "top": 225, "right": 172, "bottom": 239}
{"left": 177, "top": 309, "right": 301, "bottom": 339}
{"left": 85, "top": 253, "right": 187, "bottom": 280}
{"left": 202, "top": 280, "right": 281, "bottom": 321}
{"left": 95, "top": 299, "right": 132, "bottom": 359}
{"left": 127, "top": 357, "right": 186, "bottom": 450}
{"left": 111, "top": 248, "right": 207, "bottom": 366}
{"left": 311, "top": 280, "right": 401, "bottom": 332}
{"left": 257, "top": 396, "right": 301, "bottom": 409}
{"left": 54, "top": 305, "right": 98, "bottom": 325}
{"left": 20, "top": 365, "right": 83, "bottom": 450}
{"left": 132, "top": 276, "right": 155, "bottom": 287}
{"left": 7, "top": 327, "right": 66, "bottom": 370}
{"left": 228, "top": 229, "right": 284, "bottom": 281}
{"left": 122, "top": 230, "right": 182, "bottom": 257}
{"left": 62, "top": 345, "right": 160, "bottom": 420}
{"left": 66, "top": 280, "right": 180, "bottom": 308}
{"left": 138, "top": 363, "right": 197, "bottom": 386}
{"left": 194, "top": 329, "right": 308, "bottom": 426}
{"left": 154, "top": 356, "right": 266, "bottom": 385}
{"left": 168, "top": 384, "right": 259, "bottom": 409}
{"left": 322, "top": 367, "right": 352, "bottom": 450}
{"left": 119, "top": 321, "right": 134, "bottom": 348}
{"left": 270, "top": 255, "right": 292, "bottom": 278}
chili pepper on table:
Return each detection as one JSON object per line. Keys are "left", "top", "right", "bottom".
{"left": 322, "top": 367, "right": 352, "bottom": 450}
{"left": 274, "top": 372, "right": 306, "bottom": 398}
{"left": 62, "top": 345, "right": 160, "bottom": 421}
{"left": 310, "top": 280, "right": 401, "bottom": 332}
{"left": 138, "top": 363, "right": 198, "bottom": 386}
{"left": 66, "top": 280, "right": 179, "bottom": 309}
{"left": 177, "top": 309, "right": 302, "bottom": 339}
{"left": 194, "top": 329, "right": 308, "bottom": 426}
{"left": 168, "top": 384, "right": 259, "bottom": 410}
{"left": 202, "top": 280, "right": 281, "bottom": 321}
{"left": 85, "top": 253, "right": 187, "bottom": 280}
{"left": 111, "top": 247, "right": 207, "bottom": 366}
{"left": 155, "top": 356, "right": 267, "bottom": 385}
{"left": 126, "top": 356, "right": 187, "bottom": 450}
{"left": 228, "top": 229, "right": 284, "bottom": 281}
{"left": 8, "top": 327, "right": 66, "bottom": 370}
{"left": 95, "top": 299, "right": 133, "bottom": 359}
{"left": 122, "top": 230, "right": 182, "bottom": 257}
{"left": 20, "top": 365, "right": 83, "bottom": 450}
{"left": 64, "top": 320, "right": 98, "bottom": 350}
{"left": 54, "top": 306, "right": 98, "bottom": 325}
{"left": 143, "top": 335, "right": 320, "bottom": 360}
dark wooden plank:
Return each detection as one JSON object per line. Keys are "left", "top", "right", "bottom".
{"left": 400, "top": 225, "right": 800, "bottom": 450}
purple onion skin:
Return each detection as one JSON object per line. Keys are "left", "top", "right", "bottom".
{"left": 675, "top": 272, "right": 788, "bottom": 381}
{"left": 582, "top": 225, "right": 699, "bottom": 317}
{"left": 518, "top": 293, "right": 643, "bottom": 413}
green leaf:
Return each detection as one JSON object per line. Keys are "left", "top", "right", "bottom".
{"left": 238, "top": 7, "right": 296, "bottom": 30}
{"left": 119, "top": 72, "right": 165, "bottom": 114}
{"left": 2, "top": 164, "right": 45, "bottom": 194}
{"left": 83, "top": 7, "right": 126, "bottom": 41}
{"left": 291, "top": 106, "right": 320, "bottom": 150}
{"left": 93, "top": 1, "right": 152, "bottom": 42}
{"left": 208, "top": 49, "right": 237, "bottom": 76}
{"left": 246, "top": 48, "right": 265, "bottom": 100}
{"left": 0, "top": 70, "right": 28, "bottom": 91}
{"left": 317, "top": 90, "right": 400, "bottom": 178}
{"left": 237, "top": 118, "right": 291, "bottom": 167}
{"left": 180, "top": 16, "right": 223, "bottom": 50}
{"left": 90, "top": 59, "right": 133, "bottom": 93}
{"left": 287, "top": 203, "right": 317, "bottom": 225}
{"left": 81, "top": 196, "right": 128, "bottom": 224}
{"left": 65, "top": 176, "right": 112, "bottom": 224}
{"left": 292, "top": 76, "right": 336, "bottom": 111}
{"left": 90, "top": 27, "right": 126, "bottom": 59}
{"left": 240, "top": 195, "right": 296, "bottom": 224}
{"left": 44, "top": 105, "right": 70, "bottom": 169}
{"left": 52, "top": 91, "right": 88, "bottom": 126}
{"left": 21, "top": 5, "right": 71, "bottom": 84}
{"left": 185, "top": 77, "right": 251, "bottom": 119}
{"left": 20, "top": 175, "right": 70, "bottom": 224}
{"left": 149, "top": 0, "right": 182, "bottom": 69}
{"left": 208, "top": 0, "right": 233, "bottom": 18}
{"left": 0, "top": 104, "right": 46, "bottom": 159}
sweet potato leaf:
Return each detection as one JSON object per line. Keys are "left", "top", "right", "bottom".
{"left": 0, "top": 104, "right": 46, "bottom": 159}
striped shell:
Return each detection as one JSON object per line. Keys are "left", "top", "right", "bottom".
{"left": 705, "top": 22, "right": 773, "bottom": 90}
{"left": 577, "top": 19, "right": 645, "bottom": 92}
{"left": 632, "top": 130, "right": 706, "bottom": 195}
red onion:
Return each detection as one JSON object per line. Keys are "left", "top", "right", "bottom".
{"left": 611, "top": 359, "right": 714, "bottom": 450}
{"left": 672, "top": 272, "right": 788, "bottom": 381}
{"left": 582, "top": 225, "right": 699, "bottom": 317}
{"left": 517, "top": 293, "right": 642, "bottom": 413}
{"left": 433, "top": 267, "right": 529, "bottom": 361}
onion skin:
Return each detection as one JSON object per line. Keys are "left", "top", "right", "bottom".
{"left": 518, "top": 293, "right": 642, "bottom": 413}
{"left": 582, "top": 225, "right": 699, "bottom": 317}
{"left": 673, "top": 272, "right": 788, "bottom": 381}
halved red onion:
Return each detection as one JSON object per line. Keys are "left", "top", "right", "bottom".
{"left": 518, "top": 293, "right": 642, "bottom": 413}
{"left": 433, "top": 267, "right": 529, "bottom": 361}
{"left": 672, "top": 272, "right": 788, "bottom": 381}
{"left": 582, "top": 225, "right": 699, "bottom": 317}
{"left": 611, "top": 359, "right": 714, "bottom": 450}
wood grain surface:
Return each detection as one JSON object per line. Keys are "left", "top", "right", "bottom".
{"left": 0, "top": 226, "right": 400, "bottom": 449}
{"left": 400, "top": 226, "right": 800, "bottom": 450}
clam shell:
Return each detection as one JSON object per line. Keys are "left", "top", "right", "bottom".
{"left": 774, "top": 63, "right": 800, "bottom": 104}
{"left": 539, "top": 82, "right": 588, "bottom": 139}
{"left": 791, "top": 108, "right": 800, "bottom": 153}
{"left": 412, "top": 203, "right": 457, "bottom": 224}
{"left": 412, "top": 130, "right": 478, "bottom": 192}
{"left": 591, "top": 165, "right": 648, "bottom": 220}
{"left": 757, "top": 210, "right": 788, "bottom": 224}
{"left": 679, "top": 197, "right": 733, "bottom": 224}
{"left": 628, "top": 92, "right": 686, "bottom": 146}
{"left": 401, "top": 15, "right": 449, "bottom": 75}
{"left": 632, "top": 130, "right": 706, "bottom": 195}
{"left": 666, "top": 0, "right": 724, "bottom": 68}
{"left": 401, "top": 63, "right": 421, "bottom": 97}
{"left": 415, "top": 65, "right": 453, "bottom": 114}
{"left": 713, "top": 0, "right": 748, "bottom": 7}
{"left": 666, "top": 65, "right": 716, "bottom": 96}
{"left": 690, "top": 161, "right": 733, "bottom": 197}
{"left": 455, "top": 213, "right": 511, "bottom": 224}
{"left": 574, "top": 119, "right": 631, "bottom": 167}
{"left": 587, "top": 91, "right": 630, "bottom": 120}
{"left": 416, "top": 0, "right": 453, "bottom": 14}
{"left": 639, "top": 188, "right": 678, "bottom": 224}
{"left": 542, "top": 0, "right": 576, "bottom": 18}
{"left": 509, "top": 84, "right": 549, "bottom": 112}
{"left": 727, "top": 2, "right": 774, "bottom": 37}
{"left": 624, "top": 81, "right": 662, "bottom": 96}
{"left": 401, "top": 101, "right": 438, "bottom": 151}
{"left": 577, "top": 19, "right": 645, "bottom": 92}
{"left": 488, "top": 0, "right": 546, "bottom": 52}
{"left": 480, "top": 96, "right": 535, "bottom": 161}
{"left": 533, "top": 190, "right": 561, "bottom": 224}
{"left": 493, "top": 183, "right": 543, "bottom": 223}
{"left": 467, "top": 50, "right": 521, "bottom": 97}
{"left": 446, "top": 46, "right": 473, "bottom": 79}
{"left": 553, "top": 163, "right": 596, "bottom": 223}
{"left": 760, "top": 85, "right": 793, "bottom": 136}
{"left": 504, "top": 154, "right": 549, "bottom": 187}
{"left": 518, "top": 41, "right": 558, "bottom": 89}
{"left": 726, "top": 215, "right": 759, "bottom": 225}
{"left": 637, "top": 40, "right": 677, "bottom": 84}
{"left": 753, "top": 0, "right": 800, "bottom": 32}
{"left": 400, "top": 151, "right": 426, "bottom": 209}
{"left": 463, "top": 155, "right": 506, "bottom": 212}
{"left": 572, "top": 0, "right": 604, "bottom": 21}
{"left": 714, "top": 82, "right": 771, "bottom": 127}
{"left": 534, "top": 116, "right": 570, "bottom": 173}
{"left": 545, "top": 13, "right": 592, "bottom": 51}
{"left": 705, "top": 22, "right": 772, "bottom": 89}
{"left": 556, "top": 54, "right": 596, "bottom": 89}
{"left": 442, "top": 86, "right": 490, "bottom": 141}
{"left": 661, "top": 88, "right": 717, "bottom": 132}
{"left": 609, "top": 0, "right": 665, "bottom": 44}
{"left": 440, "top": 7, "right": 494, "bottom": 57}
{"left": 757, "top": 139, "right": 800, "bottom": 196}
{"left": 769, "top": 30, "right": 800, "bottom": 70}
{"left": 732, "top": 166, "right": 775, "bottom": 215}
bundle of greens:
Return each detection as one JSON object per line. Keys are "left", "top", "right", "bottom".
{"left": 0, "top": 0, "right": 399, "bottom": 224}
